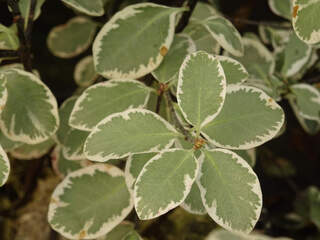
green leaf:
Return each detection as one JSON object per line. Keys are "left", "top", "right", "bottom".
{"left": 0, "top": 130, "right": 22, "bottom": 152}
{"left": 97, "top": 221, "right": 136, "bottom": 240}
{"left": 191, "top": 2, "right": 219, "bottom": 21}
{"left": 183, "top": 22, "right": 221, "bottom": 55}
{"left": 93, "top": 3, "right": 184, "bottom": 79}
{"left": 0, "top": 76, "right": 7, "bottom": 112}
{"left": 198, "top": 149, "right": 262, "bottom": 234}
{"left": 216, "top": 56, "right": 248, "bottom": 85}
{"left": 226, "top": 38, "right": 275, "bottom": 81}
{"left": 288, "top": 94, "right": 320, "bottom": 135}
{"left": 0, "top": 24, "right": 19, "bottom": 50}
{"left": 10, "top": 138, "right": 55, "bottom": 160}
{"left": 61, "top": 0, "right": 104, "bottom": 16}
{"left": 293, "top": 0, "right": 320, "bottom": 44}
{"left": 84, "top": 109, "right": 180, "bottom": 162}
{"left": 51, "top": 146, "right": 85, "bottom": 178}
{"left": 0, "top": 69, "right": 59, "bottom": 144}
{"left": 125, "top": 152, "right": 157, "bottom": 190}
{"left": 181, "top": 181, "right": 207, "bottom": 215}
{"left": 70, "top": 79, "right": 151, "bottom": 131}
{"left": 290, "top": 84, "right": 320, "bottom": 121}
{"left": 48, "top": 17, "right": 97, "bottom": 58}
{"left": 308, "top": 186, "right": 320, "bottom": 229}
{"left": 152, "top": 34, "right": 195, "bottom": 83}
{"left": 204, "top": 16, "right": 244, "bottom": 56}
{"left": 177, "top": 51, "right": 226, "bottom": 131}
{"left": 55, "top": 96, "right": 78, "bottom": 145}
{"left": 233, "top": 149, "right": 256, "bottom": 167}
{"left": 0, "top": 145, "right": 10, "bottom": 187}
{"left": 134, "top": 149, "right": 198, "bottom": 220}
{"left": 268, "top": 0, "right": 292, "bottom": 20}
{"left": 201, "top": 85, "right": 284, "bottom": 149}
{"left": 74, "top": 56, "right": 98, "bottom": 87}
{"left": 48, "top": 164, "right": 133, "bottom": 239}
{"left": 281, "top": 32, "right": 312, "bottom": 77}
{"left": 62, "top": 128, "right": 89, "bottom": 160}
{"left": 18, "top": 0, "right": 46, "bottom": 28}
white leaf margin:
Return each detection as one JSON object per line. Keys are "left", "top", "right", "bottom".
{"left": 74, "top": 56, "right": 98, "bottom": 87}
{"left": 92, "top": 3, "right": 184, "bottom": 79}
{"left": 69, "top": 79, "right": 152, "bottom": 131}
{"left": 48, "top": 164, "right": 134, "bottom": 240}
{"left": 133, "top": 148, "right": 199, "bottom": 220}
{"left": 0, "top": 69, "right": 59, "bottom": 144}
{"left": 177, "top": 51, "right": 227, "bottom": 130}
{"left": 197, "top": 148, "right": 262, "bottom": 234}
{"left": 61, "top": 0, "right": 104, "bottom": 17}
{"left": 84, "top": 108, "right": 181, "bottom": 162}
{"left": 0, "top": 144, "right": 10, "bottom": 187}
{"left": 201, "top": 85, "right": 285, "bottom": 150}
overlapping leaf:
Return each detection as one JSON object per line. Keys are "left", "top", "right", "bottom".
{"left": 181, "top": 181, "right": 207, "bottom": 215}
{"left": 0, "top": 145, "right": 10, "bottom": 187}
{"left": 70, "top": 79, "right": 151, "bottom": 131}
{"left": 0, "top": 24, "right": 19, "bottom": 50}
{"left": 84, "top": 109, "right": 180, "bottom": 162}
{"left": 198, "top": 149, "right": 262, "bottom": 234}
{"left": 201, "top": 85, "right": 284, "bottom": 149}
{"left": 268, "top": 0, "right": 292, "bottom": 20}
{"left": 134, "top": 149, "right": 198, "bottom": 219}
{"left": 177, "top": 51, "right": 226, "bottom": 131}
{"left": 48, "top": 164, "right": 133, "bottom": 239}
{"left": 216, "top": 56, "right": 248, "bottom": 85}
{"left": 61, "top": 0, "right": 104, "bottom": 16}
{"left": 93, "top": 3, "right": 184, "bottom": 79}
{"left": 48, "top": 17, "right": 97, "bottom": 58}
{"left": 0, "top": 69, "right": 59, "bottom": 144}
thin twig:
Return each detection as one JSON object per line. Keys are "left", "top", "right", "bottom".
{"left": 25, "top": 0, "right": 37, "bottom": 41}
{"left": 0, "top": 49, "right": 19, "bottom": 58}
{"left": 155, "top": 94, "right": 163, "bottom": 114}
{"left": 226, "top": 16, "right": 292, "bottom": 30}
{"left": 175, "top": 0, "right": 198, "bottom": 33}
{"left": 164, "top": 91, "right": 193, "bottom": 143}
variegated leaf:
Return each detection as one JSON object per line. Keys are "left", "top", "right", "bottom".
{"left": 177, "top": 51, "right": 226, "bottom": 131}
{"left": 181, "top": 181, "right": 207, "bottom": 215}
{"left": 48, "top": 17, "right": 97, "bottom": 58}
{"left": 93, "top": 3, "right": 184, "bottom": 79}
{"left": 268, "top": 0, "right": 292, "bottom": 20}
{"left": 198, "top": 149, "right": 262, "bottom": 234}
{"left": 134, "top": 149, "right": 198, "bottom": 219}
{"left": 84, "top": 109, "right": 180, "bottom": 162}
{"left": 0, "top": 69, "right": 59, "bottom": 144}
{"left": 61, "top": 0, "right": 104, "bottom": 16}
{"left": 216, "top": 56, "right": 248, "bottom": 85}
{"left": 74, "top": 56, "right": 98, "bottom": 87}
{"left": 48, "top": 164, "right": 133, "bottom": 239}
{"left": 0, "top": 145, "right": 10, "bottom": 187}
{"left": 201, "top": 85, "right": 284, "bottom": 149}
{"left": 70, "top": 79, "right": 151, "bottom": 131}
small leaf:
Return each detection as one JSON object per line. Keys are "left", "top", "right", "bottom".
{"left": 61, "top": 0, "right": 104, "bottom": 16}
{"left": 293, "top": 0, "right": 320, "bottom": 44}
{"left": 48, "top": 17, "right": 97, "bottom": 58}
{"left": 198, "top": 149, "right": 262, "bottom": 234}
{"left": 84, "top": 109, "right": 180, "bottom": 162}
{"left": 268, "top": 0, "right": 292, "bottom": 20}
{"left": 201, "top": 85, "right": 284, "bottom": 149}
{"left": 93, "top": 3, "right": 184, "bottom": 79}
{"left": 74, "top": 56, "right": 98, "bottom": 87}
{"left": 62, "top": 128, "right": 89, "bottom": 160}
{"left": 0, "top": 69, "right": 59, "bottom": 144}
{"left": 125, "top": 152, "right": 157, "bottom": 190}
{"left": 226, "top": 38, "right": 275, "bottom": 81}
{"left": 10, "top": 138, "right": 55, "bottom": 160}
{"left": 152, "top": 34, "right": 195, "bottom": 83}
{"left": 48, "top": 164, "right": 133, "bottom": 239}
{"left": 177, "top": 51, "right": 226, "bottom": 131}
{"left": 204, "top": 16, "right": 244, "bottom": 56}
{"left": 0, "top": 24, "right": 19, "bottom": 50}
{"left": 290, "top": 84, "right": 320, "bottom": 121}
{"left": 184, "top": 22, "right": 221, "bottom": 55}
{"left": 134, "top": 149, "right": 198, "bottom": 220}
{"left": 97, "top": 221, "right": 134, "bottom": 240}
{"left": 281, "top": 32, "right": 312, "bottom": 77}
{"left": 18, "top": 0, "right": 46, "bottom": 28}
{"left": 0, "top": 145, "right": 10, "bottom": 187}
{"left": 216, "top": 56, "right": 248, "bottom": 85}
{"left": 181, "top": 181, "right": 207, "bottom": 215}
{"left": 233, "top": 149, "right": 256, "bottom": 167}
{"left": 191, "top": 2, "right": 219, "bottom": 21}
{"left": 51, "top": 146, "right": 85, "bottom": 178}
{"left": 70, "top": 79, "right": 151, "bottom": 131}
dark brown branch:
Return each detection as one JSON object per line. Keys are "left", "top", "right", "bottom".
{"left": 25, "top": 0, "right": 37, "bottom": 41}
{"left": 175, "top": 0, "right": 198, "bottom": 33}
{"left": 0, "top": 49, "right": 19, "bottom": 58}
{"left": 164, "top": 91, "right": 193, "bottom": 143}
{"left": 226, "top": 16, "right": 292, "bottom": 30}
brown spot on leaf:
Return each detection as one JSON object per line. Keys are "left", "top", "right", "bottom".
{"left": 50, "top": 198, "right": 58, "bottom": 204}
{"left": 160, "top": 46, "right": 168, "bottom": 57}
{"left": 268, "top": 98, "right": 273, "bottom": 103}
{"left": 293, "top": 5, "right": 299, "bottom": 18}
{"left": 79, "top": 230, "right": 86, "bottom": 239}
